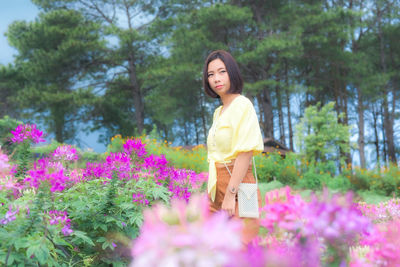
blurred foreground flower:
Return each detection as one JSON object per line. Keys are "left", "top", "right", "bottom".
{"left": 130, "top": 194, "right": 242, "bottom": 267}
{"left": 260, "top": 186, "right": 305, "bottom": 233}
{"left": 0, "top": 149, "right": 10, "bottom": 175}
{"left": 357, "top": 219, "right": 400, "bottom": 266}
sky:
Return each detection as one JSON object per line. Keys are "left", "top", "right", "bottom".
{"left": 0, "top": 0, "right": 107, "bottom": 152}
{"left": 0, "top": 0, "right": 39, "bottom": 64}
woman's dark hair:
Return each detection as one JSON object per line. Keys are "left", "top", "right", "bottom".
{"left": 202, "top": 50, "right": 243, "bottom": 98}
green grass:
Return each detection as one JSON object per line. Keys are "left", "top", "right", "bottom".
{"left": 355, "top": 190, "right": 392, "bottom": 204}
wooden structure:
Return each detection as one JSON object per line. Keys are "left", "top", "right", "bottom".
{"left": 263, "top": 138, "right": 291, "bottom": 157}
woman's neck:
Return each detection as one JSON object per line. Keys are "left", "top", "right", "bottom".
{"left": 220, "top": 93, "right": 240, "bottom": 107}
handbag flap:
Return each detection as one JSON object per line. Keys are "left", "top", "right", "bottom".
{"left": 238, "top": 183, "right": 257, "bottom": 200}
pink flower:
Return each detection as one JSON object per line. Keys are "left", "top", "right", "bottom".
{"left": 10, "top": 124, "right": 45, "bottom": 144}
{"left": 0, "top": 150, "right": 10, "bottom": 174}
{"left": 260, "top": 186, "right": 305, "bottom": 232}
{"left": 131, "top": 194, "right": 242, "bottom": 267}
{"left": 359, "top": 219, "right": 400, "bottom": 266}
{"left": 124, "top": 138, "right": 147, "bottom": 159}
{"left": 52, "top": 145, "right": 79, "bottom": 161}
{"left": 25, "top": 158, "right": 72, "bottom": 192}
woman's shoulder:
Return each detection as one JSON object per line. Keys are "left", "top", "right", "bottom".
{"left": 233, "top": 95, "right": 254, "bottom": 110}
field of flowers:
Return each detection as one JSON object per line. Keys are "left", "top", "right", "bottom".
{"left": 1, "top": 124, "right": 400, "bottom": 266}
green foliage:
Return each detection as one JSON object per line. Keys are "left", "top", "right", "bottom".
{"left": 14, "top": 141, "right": 31, "bottom": 180}
{"left": 326, "top": 176, "right": 352, "bottom": 192}
{"left": 0, "top": 116, "right": 22, "bottom": 154}
{"left": 298, "top": 169, "right": 323, "bottom": 190}
{"left": 255, "top": 152, "right": 299, "bottom": 185}
{"left": 296, "top": 102, "right": 352, "bottom": 170}
{"left": 106, "top": 134, "right": 125, "bottom": 154}
{"left": 31, "top": 139, "right": 61, "bottom": 157}
{"left": 143, "top": 137, "right": 208, "bottom": 174}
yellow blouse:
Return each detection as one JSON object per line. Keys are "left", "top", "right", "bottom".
{"left": 207, "top": 95, "right": 264, "bottom": 202}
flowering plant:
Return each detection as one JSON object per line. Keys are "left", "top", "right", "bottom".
{"left": 10, "top": 124, "right": 45, "bottom": 144}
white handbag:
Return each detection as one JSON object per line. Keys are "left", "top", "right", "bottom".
{"left": 224, "top": 157, "right": 259, "bottom": 218}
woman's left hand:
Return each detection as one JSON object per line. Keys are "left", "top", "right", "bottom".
{"left": 221, "top": 192, "right": 236, "bottom": 217}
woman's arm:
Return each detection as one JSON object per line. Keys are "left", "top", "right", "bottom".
{"left": 221, "top": 151, "right": 253, "bottom": 216}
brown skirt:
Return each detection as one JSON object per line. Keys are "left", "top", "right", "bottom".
{"left": 209, "top": 163, "right": 262, "bottom": 245}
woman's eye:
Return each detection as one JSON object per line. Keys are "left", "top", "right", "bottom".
{"left": 220, "top": 70, "right": 226, "bottom": 74}
{"left": 208, "top": 73, "right": 213, "bottom": 77}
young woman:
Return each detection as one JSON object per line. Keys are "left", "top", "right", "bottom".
{"left": 203, "top": 50, "right": 264, "bottom": 244}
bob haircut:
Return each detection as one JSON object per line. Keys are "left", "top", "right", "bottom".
{"left": 203, "top": 50, "right": 243, "bottom": 98}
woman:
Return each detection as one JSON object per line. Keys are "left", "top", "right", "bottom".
{"left": 203, "top": 50, "right": 264, "bottom": 244}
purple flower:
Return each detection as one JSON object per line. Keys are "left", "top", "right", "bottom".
{"left": 10, "top": 124, "right": 45, "bottom": 144}
{"left": 301, "top": 190, "right": 371, "bottom": 246}
{"left": 0, "top": 205, "right": 19, "bottom": 225}
{"left": 133, "top": 192, "right": 150, "bottom": 206}
{"left": 47, "top": 210, "right": 73, "bottom": 236}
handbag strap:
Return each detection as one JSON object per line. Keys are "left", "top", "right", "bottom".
{"left": 223, "top": 157, "right": 258, "bottom": 185}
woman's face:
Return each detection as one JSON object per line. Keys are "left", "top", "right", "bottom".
{"left": 207, "top": 58, "right": 231, "bottom": 97}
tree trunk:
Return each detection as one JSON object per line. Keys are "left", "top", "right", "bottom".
{"left": 284, "top": 61, "right": 294, "bottom": 151}
{"left": 261, "top": 88, "right": 274, "bottom": 139}
{"left": 275, "top": 80, "right": 286, "bottom": 146}
{"left": 200, "top": 93, "right": 207, "bottom": 144}
{"left": 127, "top": 53, "right": 145, "bottom": 135}
{"left": 381, "top": 105, "right": 387, "bottom": 164}
{"left": 377, "top": 6, "right": 397, "bottom": 163}
{"left": 256, "top": 93, "right": 264, "bottom": 134}
{"left": 357, "top": 87, "right": 366, "bottom": 169}
{"left": 372, "top": 105, "right": 380, "bottom": 169}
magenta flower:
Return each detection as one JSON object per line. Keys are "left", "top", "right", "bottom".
{"left": 105, "top": 152, "right": 133, "bottom": 180}
{"left": 53, "top": 145, "right": 79, "bottom": 161}
{"left": 25, "top": 158, "right": 71, "bottom": 192}
{"left": 133, "top": 192, "right": 150, "bottom": 206}
{"left": 124, "top": 138, "right": 147, "bottom": 159}
{"left": 10, "top": 124, "right": 45, "bottom": 144}
{"left": 142, "top": 154, "right": 168, "bottom": 170}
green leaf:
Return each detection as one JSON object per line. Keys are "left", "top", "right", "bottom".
{"left": 72, "top": 231, "right": 95, "bottom": 246}
{"left": 14, "top": 238, "right": 30, "bottom": 250}
{"left": 35, "top": 246, "right": 49, "bottom": 265}
{"left": 53, "top": 236, "right": 73, "bottom": 248}
{"left": 97, "top": 237, "right": 107, "bottom": 243}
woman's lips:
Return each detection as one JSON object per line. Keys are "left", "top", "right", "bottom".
{"left": 215, "top": 85, "right": 223, "bottom": 89}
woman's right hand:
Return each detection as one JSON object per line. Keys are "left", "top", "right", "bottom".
{"left": 221, "top": 191, "right": 236, "bottom": 217}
